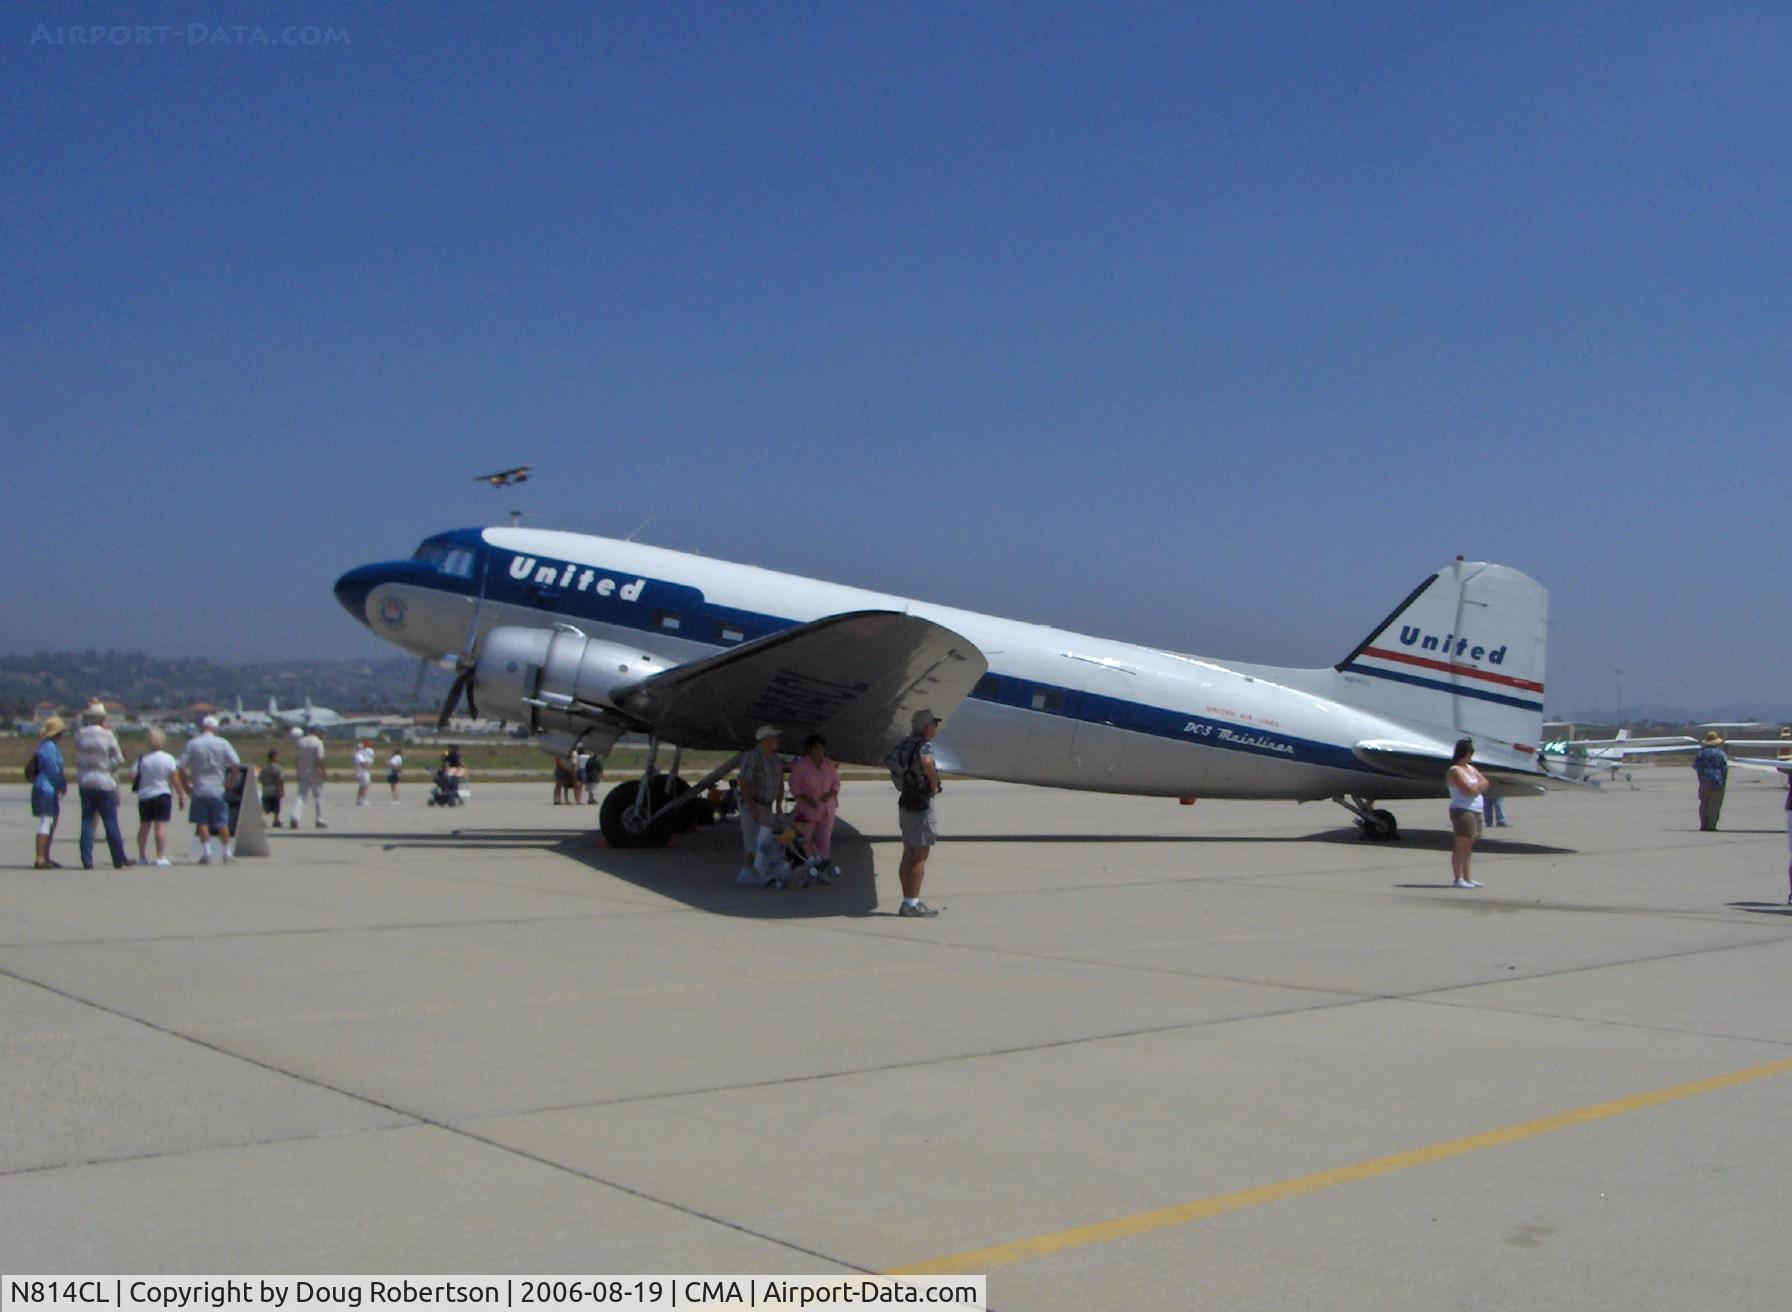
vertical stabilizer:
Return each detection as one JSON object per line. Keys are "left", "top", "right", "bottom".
{"left": 1333, "top": 560, "right": 1547, "bottom": 749}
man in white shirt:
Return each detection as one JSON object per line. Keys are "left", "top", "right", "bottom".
{"left": 292, "top": 727, "right": 327, "bottom": 828}
{"left": 178, "top": 715, "right": 241, "bottom": 864}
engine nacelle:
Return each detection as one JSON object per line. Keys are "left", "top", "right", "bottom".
{"left": 474, "top": 625, "right": 669, "bottom": 737}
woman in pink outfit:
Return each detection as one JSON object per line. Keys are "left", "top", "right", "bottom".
{"left": 789, "top": 734, "right": 841, "bottom": 885}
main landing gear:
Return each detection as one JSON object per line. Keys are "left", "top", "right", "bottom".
{"left": 597, "top": 739, "right": 733, "bottom": 849}
{"left": 1335, "top": 794, "right": 1400, "bottom": 841}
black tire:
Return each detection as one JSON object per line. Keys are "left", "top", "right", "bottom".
{"left": 657, "top": 776, "right": 714, "bottom": 832}
{"left": 1359, "top": 808, "right": 1399, "bottom": 841}
{"left": 599, "top": 779, "right": 673, "bottom": 848}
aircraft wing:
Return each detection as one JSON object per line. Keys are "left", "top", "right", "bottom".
{"left": 1541, "top": 736, "right": 1696, "bottom": 752}
{"left": 1353, "top": 740, "right": 1573, "bottom": 795}
{"left": 1726, "top": 752, "right": 1792, "bottom": 774}
{"left": 611, "top": 610, "right": 988, "bottom": 765}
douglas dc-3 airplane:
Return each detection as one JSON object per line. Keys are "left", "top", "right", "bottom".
{"left": 335, "top": 528, "right": 1560, "bottom": 847}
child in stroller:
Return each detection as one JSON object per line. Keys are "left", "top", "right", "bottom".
{"left": 754, "top": 814, "right": 841, "bottom": 890}
{"left": 427, "top": 766, "right": 463, "bottom": 807}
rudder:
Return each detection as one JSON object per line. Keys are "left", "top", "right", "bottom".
{"left": 1333, "top": 560, "right": 1547, "bottom": 750}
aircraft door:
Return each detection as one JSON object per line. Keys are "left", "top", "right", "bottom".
{"left": 1072, "top": 663, "right": 1141, "bottom": 784}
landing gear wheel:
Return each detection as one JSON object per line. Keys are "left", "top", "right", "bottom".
{"left": 600, "top": 779, "right": 673, "bottom": 849}
{"left": 1359, "top": 809, "right": 1400, "bottom": 841}
{"left": 656, "top": 776, "right": 711, "bottom": 832}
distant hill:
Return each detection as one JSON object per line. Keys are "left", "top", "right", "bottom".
{"left": 0, "top": 651, "right": 453, "bottom": 716}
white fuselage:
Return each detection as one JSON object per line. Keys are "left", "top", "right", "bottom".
{"left": 346, "top": 527, "right": 1473, "bottom": 805}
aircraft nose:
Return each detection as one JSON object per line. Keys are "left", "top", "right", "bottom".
{"left": 333, "top": 564, "right": 384, "bottom": 626}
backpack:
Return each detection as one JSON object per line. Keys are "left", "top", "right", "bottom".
{"left": 885, "top": 736, "right": 935, "bottom": 812}
{"left": 24, "top": 753, "right": 38, "bottom": 784}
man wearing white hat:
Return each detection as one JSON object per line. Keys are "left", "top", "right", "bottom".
{"left": 736, "top": 725, "right": 784, "bottom": 885}
{"left": 178, "top": 715, "right": 240, "bottom": 864}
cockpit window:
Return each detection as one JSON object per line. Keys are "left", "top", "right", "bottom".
{"left": 412, "top": 541, "right": 476, "bottom": 578}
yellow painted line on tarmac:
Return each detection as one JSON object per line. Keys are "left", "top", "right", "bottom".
{"left": 886, "top": 1053, "right": 1792, "bottom": 1275}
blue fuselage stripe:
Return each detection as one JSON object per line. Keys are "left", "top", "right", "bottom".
{"left": 377, "top": 536, "right": 1397, "bottom": 778}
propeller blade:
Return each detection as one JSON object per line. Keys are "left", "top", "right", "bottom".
{"left": 437, "top": 668, "right": 474, "bottom": 731}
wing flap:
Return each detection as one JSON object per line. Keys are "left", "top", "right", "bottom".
{"left": 612, "top": 610, "right": 987, "bottom": 764}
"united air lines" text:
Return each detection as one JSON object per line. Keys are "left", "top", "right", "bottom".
{"left": 509, "top": 554, "right": 645, "bottom": 601}
{"left": 1399, "top": 626, "right": 1507, "bottom": 664}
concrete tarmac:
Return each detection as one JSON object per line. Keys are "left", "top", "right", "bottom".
{"left": 3, "top": 769, "right": 1790, "bottom": 1308}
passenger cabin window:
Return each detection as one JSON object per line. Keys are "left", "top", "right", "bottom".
{"left": 1030, "top": 688, "right": 1063, "bottom": 713}
{"left": 716, "top": 624, "right": 745, "bottom": 644}
{"left": 653, "top": 610, "right": 682, "bottom": 632}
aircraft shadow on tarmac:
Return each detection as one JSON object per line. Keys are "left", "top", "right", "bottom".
{"left": 322, "top": 813, "right": 1572, "bottom": 919}
{"left": 893, "top": 830, "right": 1575, "bottom": 855}
{"left": 1728, "top": 902, "right": 1792, "bottom": 916}
{"left": 340, "top": 817, "right": 892, "bottom": 920}
{"left": 559, "top": 816, "right": 889, "bottom": 919}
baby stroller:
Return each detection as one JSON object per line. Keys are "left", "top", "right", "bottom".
{"left": 427, "top": 768, "right": 464, "bottom": 807}
{"left": 755, "top": 815, "right": 840, "bottom": 890}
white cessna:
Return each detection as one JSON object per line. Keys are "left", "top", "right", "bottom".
{"left": 335, "top": 528, "right": 1558, "bottom": 847}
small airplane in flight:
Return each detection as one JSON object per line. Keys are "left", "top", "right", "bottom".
{"left": 475, "top": 466, "right": 531, "bottom": 488}
{"left": 336, "top": 529, "right": 1563, "bottom": 847}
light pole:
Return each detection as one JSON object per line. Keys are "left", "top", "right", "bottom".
{"left": 1615, "top": 668, "right": 1624, "bottom": 729}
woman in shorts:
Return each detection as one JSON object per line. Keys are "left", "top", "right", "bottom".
{"left": 133, "top": 728, "right": 186, "bottom": 867}
{"left": 1446, "top": 738, "right": 1488, "bottom": 890}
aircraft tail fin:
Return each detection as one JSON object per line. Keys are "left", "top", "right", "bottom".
{"left": 1333, "top": 560, "right": 1547, "bottom": 751}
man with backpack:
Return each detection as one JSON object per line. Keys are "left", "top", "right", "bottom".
{"left": 885, "top": 709, "right": 945, "bottom": 917}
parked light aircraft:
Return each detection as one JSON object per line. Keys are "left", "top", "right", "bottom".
{"left": 335, "top": 529, "right": 1562, "bottom": 847}
{"left": 1540, "top": 724, "right": 1792, "bottom": 779}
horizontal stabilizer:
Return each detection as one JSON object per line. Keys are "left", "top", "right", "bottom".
{"left": 613, "top": 610, "right": 987, "bottom": 764}
{"left": 1354, "top": 739, "right": 1572, "bottom": 795}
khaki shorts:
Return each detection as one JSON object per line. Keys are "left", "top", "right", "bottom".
{"left": 1449, "top": 807, "right": 1483, "bottom": 839}
{"left": 899, "top": 800, "right": 938, "bottom": 848}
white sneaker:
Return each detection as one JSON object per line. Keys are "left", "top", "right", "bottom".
{"left": 1453, "top": 878, "right": 1483, "bottom": 889}
{"left": 154, "top": 858, "right": 171, "bottom": 867}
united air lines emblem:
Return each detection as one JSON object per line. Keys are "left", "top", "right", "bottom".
{"left": 378, "top": 596, "right": 407, "bottom": 629}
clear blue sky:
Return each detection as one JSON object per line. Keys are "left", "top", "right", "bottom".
{"left": 4, "top": 2, "right": 1786, "bottom": 719}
